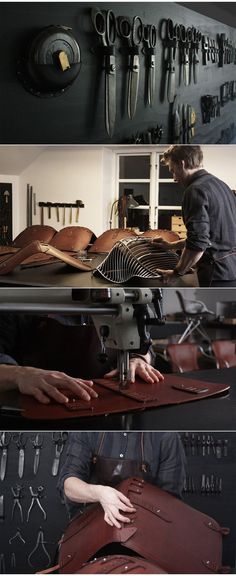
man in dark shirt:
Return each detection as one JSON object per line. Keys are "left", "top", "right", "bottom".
{"left": 58, "top": 432, "right": 186, "bottom": 525}
{"left": 155, "top": 145, "right": 236, "bottom": 287}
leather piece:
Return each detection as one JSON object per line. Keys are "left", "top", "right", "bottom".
{"left": 89, "top": 229, "right": 137, "bottom": 254}
{"left": 12, "top": 225, "right": 56, "bottom": 247}
{"left": 211, "top": 340, "right": 236, "bottom": 368}
{"left": 89, "top": 229, "right": 180, "bottom": 254}
{"left": 50, "top": 226, "right": 94, "bottom": 252}
{"left": 76, "top": 555, "right": 166, "bottom": 573}
{"left": 21, "top": 374, "right": 230, "bottom": 420}
{"left": 58, "top": 477, "right": 227, "bottom": 574}
{"left": 0, "top": 241, "right": 93, "bottom": 275}
{"left": 142, "top": 229, "right": 180, "bottom": 242}
{"left": 167, "top": 343, "right": 200, "bottom": 372}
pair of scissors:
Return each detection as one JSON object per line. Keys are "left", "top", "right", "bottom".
{"left": 190, "top": 28, "right": 202, "bottom": 84}
{"left": 52, "top": 432, "right": 68, "bottom": 476}
{"left": 0, "top": 432, "right": 11, "bottom": 481}
{"left": 13, "top": 433, "right": 28, "bottom": 479}
{"left": 118, "top": 15, "right": 143, "bottom": 119}
{"left": 143, "top": 24, "right": 157, "bottom": 107}
{"left": 31, "top": 433, "right": 43, "bottom": 476}
{"left": 161, "top": 19, "right": 180, "bottom": 103}
{"left": 91, "top": 7, "right": 116, "bottom": 137}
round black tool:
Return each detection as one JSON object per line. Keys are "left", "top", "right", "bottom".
{"left": 17, "top": 25, "right": 81, "bottom": 97}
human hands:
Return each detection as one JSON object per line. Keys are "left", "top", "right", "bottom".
{"left": 97, "top": 485, "right": 136, "bottom": 528}
{"left": 13, "top": 366, "right": 98, "bottom": 404}
{"left": 104, "top": 357, "right": 164, "bottom": 384}
{"left": 151, "top": 236, "right": 172, "bottom": 250}
{"left": 156, "top": 269, "right": 180, "bottom": 286}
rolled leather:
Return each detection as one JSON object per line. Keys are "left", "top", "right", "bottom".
{"left": 76, "top": 555, "right": 166, "bottom": 573}
{"left": 58, "top": 477, "right": 229, "bottom": 574}
{"left": 21, "top": 374, "right": 230, "bottom": 420}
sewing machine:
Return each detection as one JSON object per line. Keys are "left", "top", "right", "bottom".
{"left": 0, "top": 288, "right": 164, "bottom": 388}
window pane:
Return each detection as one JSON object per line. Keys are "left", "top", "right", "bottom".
{"left": 119, "top": 156, "right": 150, "bottom": 179}
{"left": 158, "top": 210, "right": 182, "bottom": 230}
{"left": 159, "top": 183, "right": 184, "bottom": 206}
{"left": 119, "top": 183, "right": 149, "bottom": 205}
{"left": 159, "top": 157, "right": 172, "bottom": 179}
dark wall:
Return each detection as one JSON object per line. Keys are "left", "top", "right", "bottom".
{"left": 1, "top": 2, "right": 236, "bottom": 144}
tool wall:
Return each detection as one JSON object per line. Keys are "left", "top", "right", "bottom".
{"left": 0, "top": 431, "right": 235, "bottom": 573}
{"left": 1, "top": 2, "right": 236, "bottom": 144}
{"left": 0, "top": 184, "right": 12, "bottom": 246}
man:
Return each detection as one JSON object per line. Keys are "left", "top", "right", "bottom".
{"left": 155, "top": 145, "right": 236, "bottom": 287}
{"left": 0, "top": 313, "right": 164, "bottom": 404}
{"left": 58, "top": 432, "right": 186, "bottom": 525}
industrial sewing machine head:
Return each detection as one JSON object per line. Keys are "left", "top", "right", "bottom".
{"left": 88, "top": 288, "right": 164, "bottom": 388}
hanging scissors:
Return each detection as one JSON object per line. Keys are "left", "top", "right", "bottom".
{"left": 91, "top": 7, "right": 117, "bottom": 137}
{"left": 161, "top": 19, "right": 180, "bottom": 103}
{"left": 0, "top": 432, "right": 11, "bottom": 481}
{"left": 118, "top": 15, "right": 143, "bottom": 119}
{"left": 13, "top": 433, "right": 28, "bottom": 479}
{"left": 31, "top": 433, "right": 44, "bottom": 476}
{"left": 143, "top": 24, "right": 157, "bottom": 107}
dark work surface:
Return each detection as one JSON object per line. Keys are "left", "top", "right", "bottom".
{"left": 0, "top": 256, "right": 197, "bottom": 287}
{"left": 1, "top": 2, "right": 236, "bottom": 144}
{"left": 0, "top": 367, "right": 235, "bottom": 431}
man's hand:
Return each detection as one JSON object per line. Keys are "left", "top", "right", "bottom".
{"left": 97, "top": 485, "right": 136, "bottom": 528}
{"left": 104, "top": 357, "right": 164, "bottom": 384}
{"left": 151, "top": 237, "right": 172, "bottom": 250}
{"left": 156, "top": 269, "right": 181, "bottom": 286}
{"left": 9, "top": 365, "right": 98, "bottom": 404}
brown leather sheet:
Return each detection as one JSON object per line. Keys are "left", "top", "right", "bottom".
{"left": 13, "top": 225, "right": 56, "bottom": 247}
{"left": 89, "top": 228, "right": 180, "bottom": 254}
{"left": 0, "top": 241, "right": 93, "bottom": 274}
{"left": 21, "top": 374, "right": 230, "bottom": 420}
{"left": 58, "top": 477, "right": 229, "bottom": 574}
{"left": 76, "top": 555, "right": 166, "bottom": 574}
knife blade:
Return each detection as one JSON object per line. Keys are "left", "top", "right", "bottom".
{"left": 18, "top": 448, "right": 25, "bottom": 479}
{"left": 33, "top": 448, "right": 40, "bottom": 475}
{"left": 105, "top": 52, "right": 116, "bottom": 137}
{"left": 128, "top": 53, "right": 140, "bottom": 119}
{"left": 0, "top": 449, "right": 7, "bottom": 481}
{"left": 167, "top": 47, "right": 176, "bottom": 104}
{"left": 148, "top": 53, "right": 155, "bottom": 106}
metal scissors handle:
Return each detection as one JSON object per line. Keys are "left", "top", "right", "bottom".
{"left": 166, "top": 19, "right": 180, "bottom": 42}
{"left": 91, "top": 7, "right": 116, "bottom": 47}
{"left": 118, "top": 15, "right": 143, "bottom": 47}
{"left": 52, "top": 431, "right": 68, "bottom": 444}
{"left": 0, "top": 432, "right": 11, "bottom": 447}
{"left": 143, "top": 24, "right": 157, "bottom": 49}
{"left": 31, "top": 433, "right": 43, "bottom": 448}
{"left": 12, "top": 432, "right": 27, "bottom": 449}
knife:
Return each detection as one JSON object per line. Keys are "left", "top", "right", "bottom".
{"left": 143, "top": 24, "right": 157, "bottom": 107}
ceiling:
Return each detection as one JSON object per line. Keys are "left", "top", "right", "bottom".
{"left": 0, "top": 146, "right": 47, "bottom": 175}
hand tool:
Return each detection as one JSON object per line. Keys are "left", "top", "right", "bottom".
{"left": 202, "top": 434, "right": 206, "bottom": 456}
{"left": 13, "top": 433, "right": 27, "bottom": 479}
{"left": 179, "top": 25, "right": 191, "bottom": 86}
{"left": 223, "top": 439, "right": 228, "bottom": 457}
{"left": 217, "top": 33, "right": 226, "bottom": 67}
{"left": 91, "top": 7, "right": 117, "bottom": 136}
{"left": 206, "top": 434, "right": 211, "bottom": 455}
{"left": 9, "top": 530, "right": 25, "bottom": 545}
{"left": 191, "top": 27, "right": 201, "bottom": 83}
{"left": 118, "top": 14, "right": 143, "bottom": 118}
{"left": 182, "top": 103, "right": 188, "bottom": 144}
{"left": 63, "top": 204, "right": 66, "bottom": 226}
{"left": 0, "top": 431, "right": 11, "bottom": 481}
{"left": 0, "top": 554, "right": 5, "bottom": 574}
{"left": 143, "top": 24, "right": 157, "bottom": 107}
{"left": 31, "top": 433, "right": 43, "bottom": 475}
{"left": 11, "top": 484, "right": 24, "bottom": 523}
{"left": 33, "top": 192, "right": 37, "bottom": 216}
{"left": 27, "top": 485, "right": 47, "bottom": 522}
{"left": 0, "top": 495, "right": 4, "bottom": 522}
{"left": 10, "top": 553, "right": 16, "bottom": 572}
{"left": 162, "top": 19, "right": 179, "bottom": 103}
{"left": 3, "top": 190, "right": 10, "bottom": 204}
{"left": 201, "top": 473, "right": 206, "bottom": 494}
{"left": 55, "top": 204, "right": 60, "bottom": 223}
{"left": 202, "top": 35, "right": 209, "bottom": 66}
{"left": 52, "top": 431, "right": 68, "bottom": 476}
{"left": 70, "top": 204, "right": 73, "bottom": 224}
{"left": 28, "top": 529, "right": 51, "bottom": 569}
{"left": 172, "top": 96, "right": 181, "bottom": 144}
{"left": 40, "top": 205, "right": 44, "bottom": 225}
{"left": 216, "top": 439, "right": 222, "bottom": 459}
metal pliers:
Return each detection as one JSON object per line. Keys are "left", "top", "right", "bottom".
{"left": 11, "top": 485, "right": 24, "bottom": 523}
{"left": 27, "top": 486, "right": 47, "bottom": 522}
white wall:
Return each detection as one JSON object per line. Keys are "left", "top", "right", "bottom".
{"left": 19, "top": 147, "right": 115, "bottom": 237}
{"left": 203, "top": 145, "right": 236, "bottom": 189}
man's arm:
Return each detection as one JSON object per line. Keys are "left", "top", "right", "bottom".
{"left": 64, "top": 477, "right": 135, "bottom": 529}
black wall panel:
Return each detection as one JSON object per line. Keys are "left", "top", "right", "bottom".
{"left": 0, "top": 2, "right": 236, "bottom": 144}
